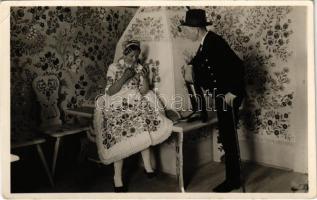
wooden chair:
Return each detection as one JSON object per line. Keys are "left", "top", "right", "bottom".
{"left": 67, "top": 105, "right": 100, "bottom": 164}
{"left": 32, "top": 75, "right": 89, "bottom": 177}
{"left": 11, "top": 134, "right": 54, "bottom": 186}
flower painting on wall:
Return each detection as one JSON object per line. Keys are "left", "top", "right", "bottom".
{"left": 10, "top": 7, "right": 137, "bottom": 136}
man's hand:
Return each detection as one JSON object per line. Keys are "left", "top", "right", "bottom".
{"left": 224, "top": 92, "right": 236, "bottom": 107}
{"left": 184, "top": 64, "right": 194, "bottom": 83}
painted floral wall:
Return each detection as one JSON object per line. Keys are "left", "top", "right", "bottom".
{"left": 11, "top": 7, "right": 137, "bottom": 138}
{"left": 170, "top": 6, "right": 297, "bottom": 143}
{"left": 11, "top": 6, "right": 304, "bottom": 145}
{"left": 208, "top": 7, "right": 295, "bottom": 143}
{"left": 113, "top": 6, "right": 299, "bottom": 144}
{"left": 120, "top": 6, "right": 306, "bottom": 171}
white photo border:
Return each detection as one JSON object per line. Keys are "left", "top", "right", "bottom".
{"left": 1, "top": 1, "right": 315, "bottom": 199}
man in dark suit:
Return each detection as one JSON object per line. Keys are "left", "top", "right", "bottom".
{"left": 182, "top": 9, "right": 246, "bottom": 192}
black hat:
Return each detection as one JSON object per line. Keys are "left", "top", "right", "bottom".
{"left": 180, "top": 9, "right": 212, "bottom": 27}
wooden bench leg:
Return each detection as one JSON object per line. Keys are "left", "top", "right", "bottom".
{"left": 52, "top": 137, "right": 61, "bottom": 177}
{"left": 78, "top": 134, "right": 89, "bottom": 163}
{"left": 35, "top": 144, "right": 54, "bottom": 187}
{"left": 175, "top": 130, "right": 185, "bottom": 192}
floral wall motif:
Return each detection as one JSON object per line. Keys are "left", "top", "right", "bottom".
{"left": 11, "top": 6, "right": 301, "bottom": 144}
{"left": 11, "top": 7, "right": 137, "bottom": 137}
{"left": 124, "top": 16, "right": 165, "bottom": 41}
{"left": 171, "top": 6, "right": 296, "bottom": 142}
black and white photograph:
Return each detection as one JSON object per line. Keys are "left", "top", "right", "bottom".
{"left": 1, "top": 0, "right": 316, "bottom": 198}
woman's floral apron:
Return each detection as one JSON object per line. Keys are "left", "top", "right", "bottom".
{"left": 93, "top": 60, "right": 173, "bottom": 164}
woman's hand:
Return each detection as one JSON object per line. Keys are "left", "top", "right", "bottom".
{"left": 140, "top": 65, "right": 149, "bottom": 78}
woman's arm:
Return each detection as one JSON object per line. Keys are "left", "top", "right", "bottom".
{"left": 139, "top": 76, "right": 150, "bottom": 95}
{"left": 106, "top": 77, "right": 126, "bottom": 96}
{"left": 139, "top": 65, "right": 150, "bottom": 95}
{"left": 106, "top": 68, "right": 135, "bottom": 96}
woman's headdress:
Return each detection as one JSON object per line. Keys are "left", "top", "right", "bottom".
{"left": 123, "top": 40, "right": 140, "bottom": 50}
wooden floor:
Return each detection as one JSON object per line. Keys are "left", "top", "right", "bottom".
{"left": 11, "top": 158, "right": 308, "bottom": 193}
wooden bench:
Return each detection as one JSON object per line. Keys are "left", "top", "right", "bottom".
{"left": 65, "top": 107, "right": 217, "bottom": 192}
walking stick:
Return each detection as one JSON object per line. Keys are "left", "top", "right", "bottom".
{"left": 230, "top": 103, "right": 246, "bottom": 193}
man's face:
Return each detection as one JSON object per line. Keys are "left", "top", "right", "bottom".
{"left": 183, "top": 26, "right": 199, "bottom": 41}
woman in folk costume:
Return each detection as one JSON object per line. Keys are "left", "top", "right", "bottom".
{"left": 93, "top": 40, "right": 173, "bottom": 192}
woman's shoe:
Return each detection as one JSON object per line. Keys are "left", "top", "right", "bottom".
{"left": 113, "top": 184, "right": 127, "bottom": 193}
{"left": 144, "top": 170, "right": 157, "bottom": 179}
{"left": 112, "top": 182, "right": 128, "bottom": 193}
{"left": 113, "top": 180, "right": 127, "bottom": 193}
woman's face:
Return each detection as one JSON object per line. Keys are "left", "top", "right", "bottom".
{"left": 124, "top": 50, "right": 140, "bottom": 65}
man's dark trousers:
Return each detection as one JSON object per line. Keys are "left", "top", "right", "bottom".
{"left": 189, "top": 84, "right": 242, "bottom": 182}
{"left": 215, "top": 94, "right": 242, "bottom": 183}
